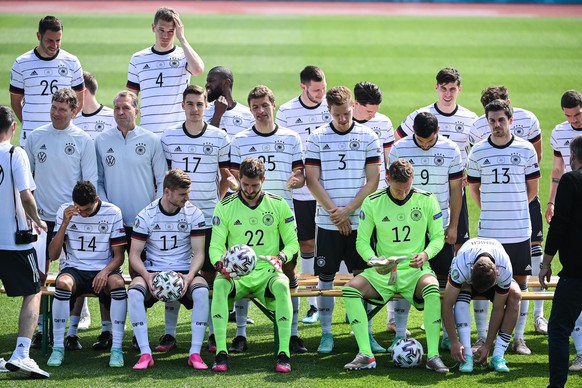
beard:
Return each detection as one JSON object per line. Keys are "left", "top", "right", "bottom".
{"left": 207, "top": 87, "right": 223, "bottom": 103}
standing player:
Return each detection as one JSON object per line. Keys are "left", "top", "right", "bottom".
{"left": 128, "top": 169, "right": 209, "bottom": 370}
{"left": 228, "top": 85, "right": 305, "bottom": 353}
{"left": 209, "top": 157, "right": 299, "bottom": 373}
{"left": 343, "top": 159, "right": 448, "bottom": 373}
{"left": 25, "top": 88, "right": 97, "bottom": 348}
{"left": 443, "top": 238, "right": 522, "bottom": 373}
{"left": 305, "top": 86, "right": 381, "bottom": 353}
{"left": 74, "top": 71, "right": 116, "bottom": 140}
{"left": 10, "top": 15, "right": 84, "bottom": 148}
{"left": 46, "top": 181, "right": 127, "bottom": 368}
{"left": 0, "top": 106, "right": 49, "bottom": 378}
{"left": 126, "top": 7, "right": 204, "bottom": 136}
{"left": 388, "top": 112, "right": 463, "bottom": 351}
{"left": 467, "top": 99, "right": 540, "bottom": 356}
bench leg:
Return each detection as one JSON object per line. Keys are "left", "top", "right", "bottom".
{"left": 249, "top": 298, "right": 278, "bottom": 357}
{"left": 41, "top": 294, "right": 51, "bottom": 356}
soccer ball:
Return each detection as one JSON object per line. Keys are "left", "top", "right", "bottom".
{"left": 392, "top": 338, "right": 424, "bottom": 368}
{"left": 222, "top": 244, "right": 257, "bottom": 277}
{"left": 151, "top": 270, "right": 185, "bottom": 302}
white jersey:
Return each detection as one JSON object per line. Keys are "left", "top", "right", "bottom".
{"left": 0, "top": 144, "right": 36, "bottom": 251}
{"left": 355, "top": 113, "right": 395, "bottom": 189}
{"left": 73, "top": 105, "right": 116, "bottom": 140}
{"left": 469, "top": 107, "right": 541, "bottom": 146}
{"left": 550, "top": 121, "right": 582, "bottom": 172}
{"left": 388, "top": 135, "right": 463, "bottom": 228}
{"left": 230, "top": 125, "right": 304, "bottom": 209}
{"left": 204, "top": 101, "right": 255, "bottom": 138}
{"left": 127, "top": 46, "right": 190, "bottom": 136}
{"left": 10, "top": 48, "right": 84, "bottom": 148}
{"left": 95, "top": 125, "right": 167, "bottom": 226}
{"left": 467, "top": 136, "right": 540, "bottom": 243}
{"left": 25, "top": 123, "right": 98, "bottom": 222}
{"left": 132, "top": 199, "right": 206, "bottom": 272}
{"left": 276, "top": 96, "right": 331, "bottom": 201}
{"left": 305, "top": 122, "right": 381, "bottom": 230}
{"left": 449, "top": 237, "right": 513, "bottom": 292}
{"left": 55, "top": 200, "right": 126, "bottom": 271}
{"left": 397, "top": 103, "right": 478, "bottom": 167}
{"left": 161, "top": 123, "right": 230, "bottom": 226}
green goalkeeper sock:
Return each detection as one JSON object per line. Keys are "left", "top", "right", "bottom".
{"left": 211, "top": 277, "right": 233, "bottom": 355}
{"left": 422, "top": 283, "right": 441, "bottom": 358}
{"left": 343, "top": 286, "right": 372, "bottom": 356}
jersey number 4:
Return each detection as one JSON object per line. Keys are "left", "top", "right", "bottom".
{"left": 156, "top": 73, "right": 164, "bottom": 87}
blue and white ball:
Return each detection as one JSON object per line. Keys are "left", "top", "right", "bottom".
{"left": 392, "top": 338, "right": 424, "bottom": 368}
{"left": 152, "top": 270, "right": 185, "bottom": 302}
{"left": 223, "top": 244, "right": 257, "bottom": 277}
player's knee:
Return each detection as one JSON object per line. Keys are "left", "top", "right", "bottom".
{"left": 55, "top": 274, "right": 74, "bottom": 290}
{"left": 107, "top": 274, "right": 125, "bottom": 290}
{"left": 271, "top": 277, "right": 290, "bottom": 297}
{"left": 342, "top": 286, "right": 362, "bottom": 299}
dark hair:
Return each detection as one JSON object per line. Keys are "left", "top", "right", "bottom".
{"left": 472, "top": 253, "right": 497, "bottom": 293}
{"left": 38, "top": 15, "right": 62, "bottom": 36}
{"left": 570, "top": 135, "right": 582, "bottom": 164}
{"left": 388, "top": 159, "right": 414, "bottom": 183}
{"left": 164, "top": 169, "right": 191, "bottom": 190}
{"left": 561, "top": 90, "right": 582, "bottom": 109}
{"left": 183, "top": 84, "right": 207, "bottom": 102}
{"left": 154, "top": 7, "right": 176, "bottom": 25}
{"left": 485, "top": 99, "right": 513, "bottom": 120}
{"left": 413, "top": 112, "right": 439, "bottom": 138}
{"left": 72, "top": 180, "right": 97, "bottom": 206}
{"left": 326, "top": 86, "right": 351, "bottom": 107}
{"left": 300, "top": 66, "right": 325, "bottom": 84}
{"left": 52, "top": 88, "right": 79, "bottom": 111}
{"left": 240, "top": 157, "right": 266, "bottom": 180}
{"left": 247, "top": 85, "right": 275, "bottom": 105}
{"left": 0, "top": 106, "right": 15, "bottom": 135}
{"left": 480, "top": 85, "right": 509, "bottom": 108}
{"left": 436, "top": 67, "right": 461, "bottom": 86}
{"left": 208, "top": 66, "right": 234, "bottom": 88}
{"left": 354, "top": 82, "right": 383, "bottom": 106}
{"left": 83, "top": 71, "right": 98, "bottom": 96}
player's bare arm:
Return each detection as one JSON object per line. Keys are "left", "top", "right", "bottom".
{"left": 442, "top": 282, "right": 464, "bottom": 362}
{"left": 92, "top": 244, "right": 125, "bottom": 293}
{"left": 129, "top": 238, "right": 158, "bottom": 293}
{"left": 446, "top": 178, "right": 463, "bottom": 244}
{"left": 526, "top": 177, "right": 539, "bottom": 203}
{"left": 20, "top": 189, "right": 47, "bottom": 233}
{"left": 329, "top": 163, "right": 379, "bottom": 225}
{"left": 173, "top": 14, "right": 204, "bottom": 76}
{"left": 286, "top": 167, "right": 305, "bottom": 189}
{"left": 532, "top": 137, "right": 543, "bottom": 163}
{"left": 305, "top": 164, "right": 339, "bottom": 213}
{"left": 48, "top": 205, "right": 77, "bottom": 261}
{"left": 546, "top": 155, "right": 565, "bottom": 223}
{"left": 9, "top": 93, "right": 23, "bottom": 123}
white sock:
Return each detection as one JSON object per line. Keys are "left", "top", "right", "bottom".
{"left": 573, "top": 313, "right": 582, "bottom": 355}
{"left": 514, "top": 283, "right": 529, "bottom": 339}
{"left": 291, "top": 297, "right": 299, "bottom": 336}
{"left": 102, "top": 320, "right": 112, "bottom": 333}
{"left": 473, "top": 300, "right": 489, "bottom": 339}
{"left": 367, "top": 303, "right": 374, "bottom": 334}
{"left": 493, "top": 331, "right": 511, "bottom": 358}
{"left": 454, "top": 292, "right": 472, "bottom": 351}
{"left": 235, "top": 299, "right": 249, "bottom": 337}
{"left": 128, "top": 287, "right": 151, "bottom": 355}
{"left": 318, "top": 279, "right": 334, "bottom": 334}
{"left": 530, "top": 245, "right": 544, "bottom": 318}
{"left": 67, "top": 315, "right": 80, "bottom": 337}
{"left": 52, "top": 288, "right": 72, "bottom": 348}
{"left": 14, "top": 337, "right": 31, "bottom": 360}
{"left": 386, "top": 300, "right": 395, "bottom": 324}
{"left": 394, "top": 298, "right": 411, "bottom": 338}
{"left": 190, "top": 286, "right": 209, "bottom": 355}
{"left": 110, "top": 288, "right": 127, "bottom": 349}
{"left": 164, "top": 300, "right": 180, "bottom": 337}
{"left": 81, "top": 298, "right": 90, "bottom": 318}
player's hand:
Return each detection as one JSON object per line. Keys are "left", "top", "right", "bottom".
{"left": 445, "top": 225, "right": 457, "bottom": 245}
{"left": 286, "top": 172, "right": 304, "bottom": 189}
{"left": 173, "top": 14, "right": 185, "bottom": 42}
{"left": 409, "top": 252, "right": 428, "bottom": 269}
{"left": 368, "top": 256, "right": 398, "bottom": 275}
{"left": 214, "top": 95, "right": 228, "bottom": 116}
{"left": 146, "top": 272, "right": 159, "bottom": 295}
{"left": 92, "top": 269, "right": 109, "bottom": 293}
{"left": 258, "top": 255, "right": 283, "bottom": 271}
{"left": 461, "top": 175, "right": 468, "bottom": 188}
{"left": 476, "top": 342, "right": 491, "bottom": 365}
{"left": 178, "top": 273, "right": 192, "bottom": 297}
{"left": 450, "top": 341, "right": 465, "bottom": 363}
{"left": 214, "top": 261, "right": 240, "bottom": 280}
{"left": 539, "top": 266, "right": 552, "bottom": 289}
{"left": 545, "top": 204, "right": 554, "bottom": 224}
{"left": 34, "top": 220, "right": 48, "bottom": 234}
{"left": 337, "top": 219, "right": 352, "bottom": 236}
{"left": 329, "top": 206, "right": 351, "bottom": 225}
{"left": 227, "top": 175, "right": 239, "bottom": 191}
{"left": 63, "top": 205, "right": 78, "bottom": 226}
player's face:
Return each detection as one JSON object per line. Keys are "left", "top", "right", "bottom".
{"left": 113, "top": 95, "right": 138, "bottom": 130}
{"left": 36, "top": 30, "right": 62, "bottom": 58}
{"left": 329, "top": 101, "right": 354, "bottom": 132}
{"left": 301, "top": 80, "right": 326, "bottom": 105}
{"left": 414, "top": 131, "right": 438, "bottom": 151}
{"left": 152, "top": 19, "right": 175, "bottom": 50}
{"left": 240, "top": 175, "right": 265, "bottom": 201}
{"left": 167, "top": 187, "right": 190, "bottom": 209}
{"left": 487, "top": 110, "right": 513, "bottom": 139}
{"left": 205, "top": 73, "right": 224, "bottom": 103}
{"left": 50, "top": 100, "right": 75, "bottom": 130}
{"left": 74, "top": 201, "right": 98, "bottom": 218}
{"left": 564, "top": 106, "right": 582, "bottom": 129}
{"left": 249, "top": 96, "right": 275, "bottom": 126}
{"left": 182, "top": 93, "right": 207, "bottom": 124}
{"left": 354, "top": 102, "right": 379, "bottom": 121}
{"left": 387, "top": 177, "right": 413, "bottom": 200}
{"left": 436, "top": 82, "right": 461, "bottom": 109}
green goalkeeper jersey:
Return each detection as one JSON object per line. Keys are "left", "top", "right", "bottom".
{"left": 209, "top": 191, "right": 299, "bottom": 269}
{"left": 356, "top": 187, "right": 444, "bottom": 266}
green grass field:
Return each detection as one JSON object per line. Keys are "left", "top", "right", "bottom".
{"left": 0, "top": 12, "right": 581, "bottom": 387}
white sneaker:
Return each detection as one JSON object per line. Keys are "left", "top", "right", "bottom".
{"left": 6, "top": 357, "right": 50, "bottom": 378}
{"left": 534, "top": 316, "right": 548, "bottom": 335}
{"left": 570, "top": 354, "right": 582, "bottom": 372}
{"left": 0, "top": 358, "right": 9, "bottom": 373}
{"left": 78, "top": 315, "right": 91, "bottom": 331}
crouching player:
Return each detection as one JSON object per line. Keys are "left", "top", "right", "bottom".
{"left": 343, "top": 159, "right": 448, "bottom": 373}
{"left": 209, "top": 157, "right": 299, "bottom": 373}
{"left": 47, "top": 181, "right": 127, "bottom": 368}
{"left": 128, "top": 169, "right": 209, "bottom": 370}
{"left": 442, "top": 237, "right": 521, "bottom": 373}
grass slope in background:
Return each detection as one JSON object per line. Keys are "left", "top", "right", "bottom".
{"left": 0, "top": 12, "right": 581, "bottom": 387}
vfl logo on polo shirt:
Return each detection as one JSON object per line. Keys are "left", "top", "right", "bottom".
{"left": 64, "top": 143, "right": 75, "bottom": 155}
{"left": 38, "top": 152, "right": 47, "bottom": 163}
{"left": 135, "top": 143, "right": 146, "bottom": 155}
{"left": 105, "top": 155, "right": 115, "bottom": 167}
{"left": 169, "top": 57, "right": 180, "bottom": 68}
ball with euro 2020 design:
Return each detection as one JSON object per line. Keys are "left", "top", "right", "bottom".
{"left": 392, "top": 338, "right": 424, "bottom": 368}
{"left": 222, "top": 244, "right": 257, "bottom": 277}
{"left": 151, "top": 270, "right": 185, "bottom": 302}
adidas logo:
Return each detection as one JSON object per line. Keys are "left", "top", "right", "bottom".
{"left": 351, "top": 319, "right": 360, "bottom": 324}
{"left": 483, "top": 159, "right": 490, "bottom": 165}
{"left": 18, "top": 343, "right": 24, "bottom": 347}
{"left": 537, "top": 231, "right": 543, "bottom": 237}
{"left": 524, "top": 264, "right": 532, "bottom": 271}
{"left": 382, "top": 216, "right": 390, "bottom": 222}
{"left": 295, "top": 118, "right": 303, "bottom": 124}
{"left": 70, "top": 224, "right": 77, "bottom": 230}
{"left": 432, "top": 319, "right": 442, "bottom": 325}
{"left": 174, "top": 146, "right": 182, "bottom": 152}
{"left": 213, "top": 314, "right": 222, "bottom": 319}
{"left": 323, "top": 144, "right": 330, "bottom": 150}
{"left": 143, "top": 64, "right": 150, "bottom": 70}
{"left": 565, "top": 140, "right": 570, "bottom": 146}
{"left": 40, "top": 144, "right": 47, "bottom": 150}
{"left": 153, "top": 224, "right": 161, "bottom": 230}
{"left": 31, "top": 70, "right": 38, "bottom": 76}
{"left": 409, "top": 159, "right": 414, "bottom": 165}
{"left": 234, "top": 220, "right": 242, "bottom": 226}
{"left": 249, "top": 146, "right": 257, "bottom": 152}
{"left": 107, "top": 148, "right": 114, "bottom": 153}
{"left": 278, "top": 316, "right": 288, "bottom": 322}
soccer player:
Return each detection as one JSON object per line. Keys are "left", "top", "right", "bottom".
{"left": 204, "top": 66, "right": 255, "bottom": 138}
{"left": 275, "top": 65, "right": 329, "bottom": 326}
{"left": 126, "top": 7, "right": 204, "bottom": 136}
{"left": 388, "top": 112, "right": 463, "bottom": 351}
{"left": 209, "top": 157, "right": 299, "bottom": 373}
{"left": 0, "top": 105, "right": 49, "bottom": 378}
{"left": 228, "top": 85, "right": 305, "bottom": 353}
{"left": 128, "top": 169, "right": 209, "bottom": 370}
{"left": 467, "top": 99, "right": 540, "bottom": 356}
{"left": 10, "top": 15, "right": 84, "bottom": 148}
{"left": 161, "top": 84, "right": 231, "bottom": 352}
{"left": 25, "top": 88, "right": 97, "bottom": 348}
{"left": 443, "top": 238, "right": 522, "bottom": 373}
{"left": 343, "top": 159, "right": 448, "bottom": 373}
{"left": 46, "top": 181, "right": 127, "bottom": 368}
{"left": 74, "top": 71, "right": 116, "bottom": 140}
{"left": 395, "top": 67, "right": 477, "bottom": 252}
{"left": 305, "top": 86, "right": 381, "bottom": 353}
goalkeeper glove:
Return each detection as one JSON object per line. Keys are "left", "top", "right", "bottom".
{"left": 214, "top": 260, "right": 240, "bottom": 280}
{"left": 367, "top": 255, "right": 405, "bottom": 275}
{"left": 258, "top": 252, "right": 287, "bottom": 271}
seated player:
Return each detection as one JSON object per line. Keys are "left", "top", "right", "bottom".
{"left": 342, "top": 159, "right": 448, "bottom": 373}
{"left": 127, "top": 169, "right": 209, "bottom": 370}
{"left": 46, "top": 181, "right": 127, "bottom": 368}
{"left": 443, "top": 238, "right": 522, "bottom": 373}
{"left": 209, "top": 157, "right": 299, "bottom": 373}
